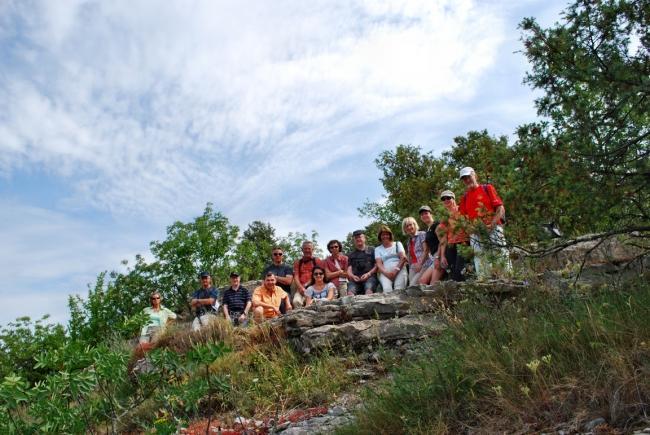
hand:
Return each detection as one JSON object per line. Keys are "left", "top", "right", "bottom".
{"left": 440, "top": 257, "right": 448, "bottom": 269}
{"left": 274, "top": 307, "right": 281, "bottom": 315}
{"left": 414, "top": 264, "right": 422, "bottom": 273}
{"left": 239, "top": 313, "right": 247, "bottom": 322}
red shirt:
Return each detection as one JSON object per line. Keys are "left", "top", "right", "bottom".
{"left": 324, "top": 255, "right": 349, "bottom": 287}
{"left": 459, "top": 184, "right": 503, "bottom": 224}
{"left": 293, "top": 257, "right": 325, "bottom": 286}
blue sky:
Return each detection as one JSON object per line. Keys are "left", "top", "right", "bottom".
{"left": 0, "top": 0, "right": 567, "bottom": 326}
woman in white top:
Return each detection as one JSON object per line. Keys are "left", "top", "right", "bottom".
{"left": 139, "top": 291, "right": 177, "bottom": 347}
{"left": 375, "top": 225, "right": 408, "bottom": 292}
{"left": 304, "top": 266, "right": 336, "bottom": 306}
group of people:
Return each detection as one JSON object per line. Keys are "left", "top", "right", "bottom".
{"left": 138, "top": 166, "right": 511, "bottom": 341}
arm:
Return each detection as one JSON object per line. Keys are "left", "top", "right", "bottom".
{"left": 284, "top": 294, "right": 293, "bottom": 312}
{"left": 293, "top": 262, "right": 306, "bottom": 294}
{"left": 376, "top": 256, "right": 395, "bottom": 279}
{"left": 326, "top": 284, "right": 335, "bottom": 301}
{"left": 491, "top": 205, "right": 505, "bottom": 228}
{"left": 347, "top": 264, "right": 359, "bottom": 282}
{"left": 396, "top": 242, "right": 407, "bottom": 270}
{"left": 239, "top": 300, "right": 252, "bottom": 321}
{"left": 275, "top": 273, "right": 293, "bottom": 286}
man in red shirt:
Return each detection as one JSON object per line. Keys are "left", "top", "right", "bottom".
{"left": 458, "top": 167, "right": 511, "bottom": 278}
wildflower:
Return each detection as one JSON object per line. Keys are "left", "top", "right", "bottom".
{"left": 520, "top": 385, "right": 531, "bottom": 397}
{"left": 541, "top": 354, "right": 552, "bottom": 365}
{"left": 492, "top": 385, "right": 503, "bottom": 397}
{"left": 526, "top": 359, "right": 541, "bottom": 374}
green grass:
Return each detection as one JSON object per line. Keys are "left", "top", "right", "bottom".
{"left": 337, "top": 276, "right": 650, "bottom": 434}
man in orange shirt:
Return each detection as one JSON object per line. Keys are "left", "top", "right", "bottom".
{"left": 458, "top": 167, "right": 511, "bottom": 278}
{"left": 252, "top": 272, "right": 293, "bottom": 323}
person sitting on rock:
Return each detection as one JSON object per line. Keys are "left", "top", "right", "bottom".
{"left": 402, "top": 216, "right": 432, "bottom": 286}
{"left": 139, "top": 290, "right": 177, "bottom": 350}
{"left": 304, "top": 266, "right": 336, "bottom": 306}
{"left": 292, "top": 241, "right": 325, "bottom": 308}
{"left": 417, "top": 205, "right": 444, "bottom": 285}
{"left": 324, "top": 239, "right": 349, "bottom": 298}
{"left": 346, "top": 229, "right": 378, "bottom": 295}
{"left": 375, "top": 225, "right": 408, "bottom": 292}
{"left": 252, "top": 272, "right": 293, "bottom": 323}
{"left": 191, "top": 271, "right": 220, "bottom": 331}
{"left": 222, "top": 272, "right": 252, "bottom": 326}
{"left": 262, "top": 246, "right": 294, "bottom": 313}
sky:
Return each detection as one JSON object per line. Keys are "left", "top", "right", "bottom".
{"left": 0, "top": 0, "right": 568, "bottom": 326}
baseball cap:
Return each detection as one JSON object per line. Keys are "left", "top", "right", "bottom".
{"left": 440, "top": 190, "right": 456, "bottom": 199}
{"left": 229, "top": 271, "right": 240, "bottom": 277}
{"left": 418, "top": 205, "right": 432, "bottom": 214}
{"left": 459, "top": 167, "right": 474, "bottom": 179}
{"left": 199, "top": 271, "right": 211, "bottom": 278}
{"left": 352, "top": 229, "right": 365, "bottom": 237}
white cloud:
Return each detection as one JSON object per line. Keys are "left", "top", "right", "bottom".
{"left": 0, "top": 0, "right": 506, "bottom": 222}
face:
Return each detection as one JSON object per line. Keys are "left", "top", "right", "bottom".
{"left": 312, "top": 269, "right": 325, "bottom": 281}
{"left": 272, "top": 249, "right": 284, "bottom": 264}
{"left": 328, "top": 243, "right": 341, "bottom": 255}
{"left": 419, "top": 211, "right": 433, "bottom": 226}
{"left": 264, "top": 274, "right": 276, "bottom": 289}
{"left": 150, "top": 293, "right": 161, "bottom": 307}
{"left": 354, "top": 234, "right": 366, "bottom": 249}
{"left": 405, "top": 221, "right": 417, "bottom": 236}
{"left": 441, "top": 196, "right": 456, "bottom": 209}
{"left": 380, "top": 232, "right": 392, "bottom": 243}
{"left": 201, "top": 276, "right": 212, "bottom": 288}
{"left": 230, "top": 275, "right": 240, "bottom": 287}
{"left": 302, "top": 243, "right": 313, "bottom": 258}
{"left": 461, "top": 171, "right": 477, "bottom": 188}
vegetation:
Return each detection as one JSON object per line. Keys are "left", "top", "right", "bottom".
{"left": 0, "top": 0, "right": 648, "bottom": 433}
{"left": 337, "top": 276, "right": 650, "bottom": 434}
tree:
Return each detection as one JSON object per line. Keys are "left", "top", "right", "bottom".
{"left": 233, "top": 221, "right": 278, "bottom": 281}
{"left": 520, "top": 0, "right": 649, "bottom": 235}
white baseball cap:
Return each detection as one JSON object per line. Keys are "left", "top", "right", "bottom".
{"left": 459, "top": 167, "right": 474, "bottom": 179}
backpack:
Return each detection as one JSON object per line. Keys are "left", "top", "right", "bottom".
{"left": 461, "top": 184, "right": 506, "bottom": 225}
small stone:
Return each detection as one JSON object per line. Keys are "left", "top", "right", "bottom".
{"left": 328, "top": 406, "right": 346, "bottom": 416}
{"left": 583, "top": 417, "right": 606, "bottom": 431}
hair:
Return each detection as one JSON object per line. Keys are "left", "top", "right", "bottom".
{"left": 150, "top": 291, "right": 161, "bottom": 303}
{"left": 377, "top": 225, "right": 394, "bottom": 242}
{"left": 302, "top": 240, "right": 313, "bottom": 248}
{"left": 401, "top": 217, "right": 419, "bottom": 235}
{"left": 306, "top": 266, "right": 329, "bottom": 288}
{"left": 271, "top": 246, "right": 283, "bottom": 252}
{"left": 264, "top": 271, "right": 276, "bottom": 278}
{"left": 327, "top": 239, "right": 342, "bottom": 251}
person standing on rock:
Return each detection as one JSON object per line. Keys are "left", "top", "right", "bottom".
{"left": 293, "top": 241, "right": 325, "bottom": 308}
{"left": 324, "top": 239, "right": 349, "bottom": 298}
{"left": 436, "top": 190, "right": 469, "bottom": 282}
{"left": 190, "top": 271, "right": 220, "bottom": 331}
{"left": 417, "top": 205, "right": 444, "bottom": 285}
{"left": 375, "top": 225, "right": 408, "bottom": 292}
{"left": 262, "top": 246, "right": 294, "bottom": 313}
{"left": 222, "top": 272, "right": 252, "bottom": 327}
{"left": 252, "top": 272, "right": 293, "bottom": 323}
{"left": 346, "top": 229, "right": 378, "bottom": 295}
{"left": 458, "top": 166, "right": 511, "bottom": 278}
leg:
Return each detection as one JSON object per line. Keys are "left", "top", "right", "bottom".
{"left": 253, "top": 306, "right": 265, "bottom": 324}
{"left": 337, "top": 282, "right": 348, "bottom": 298}
{"left": 418, "top": 265, "right": 433, "bottom": 285}
{"left": 378, "top": 273, "right": 394, "bottom": 293}
{"left": 363, "top": 276, "right": 378, "bottom": 295}
{"left": 394, "top": 267, "right": 408, "bottom": 290}
{"left": 292, "top": 292, "right": 305, "bottom": 308}
{"left": 347, "top": 281, "right": 360, "bottom": 296}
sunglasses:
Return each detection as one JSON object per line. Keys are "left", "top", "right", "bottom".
{"left": 441, "top": 196, "right": 453, "bottom": 201}
{"left": 313, "top": 272, "right": 324, "bottom": 276}
{"left": 328, "top": 245, "right": 340, "bottom": 250}
{"left": 272, "top": 252, "right": 283, "bottom": 256}
{"left": 151, "top": 296, "right": 160, "bottom": 300}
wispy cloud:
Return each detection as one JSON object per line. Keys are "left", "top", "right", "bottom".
{"left": 0, "top": 0, "right": 505, "bottom": 222}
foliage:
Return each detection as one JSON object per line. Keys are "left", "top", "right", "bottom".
{"left": 0, "top": 316, "right": 66, "bottom": 384}
{"left": 233, "top": 221, "right": 278, "bottom": 281}
{"left": 520, "top": 0, "right": 649, "bottom": 233}
{"left": 338, "top": 277, "right": 650, "bottom": 434}
{"left": 276, "top": 230, "right": 323, "bottom": 264}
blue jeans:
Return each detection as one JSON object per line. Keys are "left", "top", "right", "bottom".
{"left": 347, "top": 275, "right": 378, "bottom": 295}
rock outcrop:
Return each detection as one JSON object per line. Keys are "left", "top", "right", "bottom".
{"left": 274, "top": 280, "right": 527, "bottom": 354}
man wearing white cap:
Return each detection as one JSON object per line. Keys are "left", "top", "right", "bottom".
{"left": 458, "top": 167, "right": 511, "bottom": 278}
